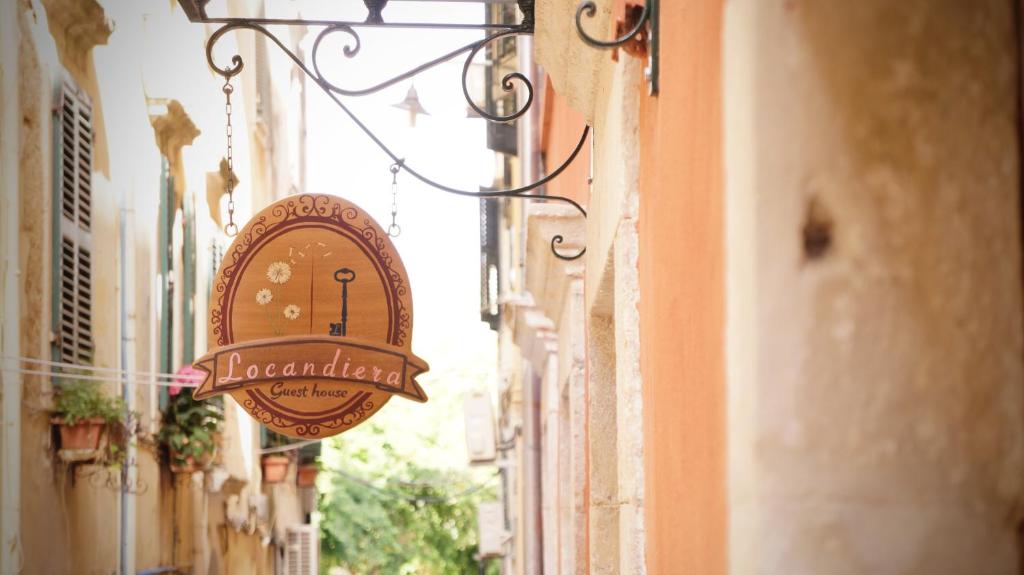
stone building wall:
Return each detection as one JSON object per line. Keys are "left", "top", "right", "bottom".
{"left": 725, "top": 1, "right": 1024, "bottom": 573}
{"left": 523, "top": 0, "right": 1024, "bottom": 574}
{"left": 1, "top": 0, "right": 310, "bottom": 572}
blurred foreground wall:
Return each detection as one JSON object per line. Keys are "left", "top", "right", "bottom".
{"left": 491, "top": 1, "right": 1024, "bottom": 574}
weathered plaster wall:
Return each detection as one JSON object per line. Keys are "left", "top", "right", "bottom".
{"left": 724, "top": 1, "right": 1024, "bottom": 573}
{"left": 638, "top": 0, "right": 727, "bottom": 573}
{"left": 535, "top": 0, "right": 611, "bottom": 122}
{"left": 587, "top": 300, "right": 619, "bottom": 575}
{"left": 0, "top": 0, "right": 16, "bottom": 565}
{"left": 38, "top": 0, "right": 111, "bottom": 176}
{"left": 9, "top": 0, "right": 304, "bottom": 572}
{"left": 557, "top": 278, "right": 587, "bottom": 575}
{"left": 18, "top": 1, "right": 73, "bottom": 570}
{"left": 536, "top": 0, "right": 643, "bottom": 314}
{"left": 540, "top": 83, "right": 589, "bottom": 208}
{"left": 536, "top": 1, "right": 648, "bottom": 572}
{"left": 612, "top": 217, "right": 643, "bottom": 575}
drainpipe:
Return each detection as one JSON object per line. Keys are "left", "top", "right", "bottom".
{"left": 517, "top": 33, "right": 538, "bottom": 289}
{"left": 119, "top": 206, "right": 136, "bottom": 575}
{"left": 516, "top": 31, "right": 544, "bottom": 575}
{"left": 1, "top": 0, "right": 23, "bottom": 571}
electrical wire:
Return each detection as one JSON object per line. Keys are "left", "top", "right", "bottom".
{"left": 259, "top": 438, "right": 321, "bottom": 454}
{"left": 5, "top": 359, "right": 495, "bottom": 504}
{"left": 0, "top": 364, "right": 197, "bottom": 386}
{"left": 3, "top": 356, "right": 204, "bottom": 381}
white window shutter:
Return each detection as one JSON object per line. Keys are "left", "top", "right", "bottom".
{"left": 283, "top": 525, "right": 318, "bottom": 575}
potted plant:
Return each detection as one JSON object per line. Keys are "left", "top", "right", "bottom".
{"left": 296, "top": 442, "right": 321, "bottom": 487}
{"left": 262, "top": 454, "right": 291, "bottom": 483}
{"left": 261, "top": 430, "right": 293, "bottom": 483}
{"left": 158, "top": 391, "right": 224, "bottom": 474}
{"left": 296, "top": 462, "right": 319, "bottom": 487}
{"left": 51, "top": 380, "right": 125, "bottom": 460}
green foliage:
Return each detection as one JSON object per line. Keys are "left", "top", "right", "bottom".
{"left": 158, "top": 392, "right": 223, "bottom": 467}
{"left": 54, "top": 380, "right": 136, "bottom": 469}
{"left": 319, "top": 426, "right": 500, "bottom": 575}
{"left": 54, "top": 380, "right": 125, "bottom": 426}
{"left": 102, "top": 421, "right": 132, "bottom": 470}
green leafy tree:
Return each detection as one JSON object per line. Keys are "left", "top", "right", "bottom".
{"left": 319, "top": 426, "right": 500, "bottom": 575}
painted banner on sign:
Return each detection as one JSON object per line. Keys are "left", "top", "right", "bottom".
{"left": 192, "top": 336, "right": 428, "bottom": 402}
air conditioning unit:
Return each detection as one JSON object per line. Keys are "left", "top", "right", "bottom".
{"left": 464, "top": 391, "right": 497, "bottom": 464}
{"left": 477, "top": 501, "right": 506, "bottom": 558}
{"left": 283, "top": 524, "right": 318, "bottom": 575}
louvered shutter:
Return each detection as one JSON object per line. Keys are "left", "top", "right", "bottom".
{"left": 182, "top": 190, "right": 196, "bottom": 364}
{"left": 480, "top": 198, "right": 501, "bottom": 330}
{"left": 283, "top": 525, "right": 318, "bottom": 575}
{"left": 158, "top": 160, "right": 173, "bottom": 408}
{"left": 52, "top": 79, "right": 94, "bottom": 367}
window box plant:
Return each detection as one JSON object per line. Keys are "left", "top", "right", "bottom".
{"left": 262, "top": 454, "right": 291, "bottom": 483}
{"left": 261, "top": 430, "right": 294, "bottom": 483}
{"left": 51, "top": 380, "right": 126, "bottom": 463}
{"left": 296, "top": 462, "right": 318, "bottom": 487}
{"left": 296, "top": 442, "right": 321, "bottom": 487}
{"left": 159, "top": 390, "right": 224, "bottom": 474}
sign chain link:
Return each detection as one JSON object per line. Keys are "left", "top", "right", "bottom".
{"left": 388, "top": 162, "right": 402, "bottom": 237}
{"left": 223, "top": 79, "right": 238, "bottom": 236}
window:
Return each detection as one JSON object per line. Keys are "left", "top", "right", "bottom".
{"left": 480, "top": 198, "right": 501, "bottom": 330}
{"left": 52, "top": 78, "right": 94, "bottom": 367}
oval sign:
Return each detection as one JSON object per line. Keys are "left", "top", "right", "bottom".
{"left": 192, "top": 194, "right": 429, "bottom": 438}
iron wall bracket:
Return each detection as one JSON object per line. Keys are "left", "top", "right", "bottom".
{"left": 574, "top": 0, "right": 659, "bottom": 94}
{"left": 178, "top": 0, "right": 601, "bottom": 260}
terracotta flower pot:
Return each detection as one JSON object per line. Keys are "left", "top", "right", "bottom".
{"left": 52, "top": 417, "right": 106, "bottom": 451}
{"left": 262, "top": 455, "right": 290, "bottom": 483}
{"left": 296, "top": 464, "right": 319, "bottom": 488}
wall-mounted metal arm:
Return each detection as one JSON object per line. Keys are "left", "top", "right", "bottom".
{"left": 200, "top": 17, "right": 588, "bottom": 260}
{"left": 574, "top": 0, "right": 648, "bottom": 48}
{"left": 179, "top": 0, "right": 533, "bottom": 31}
{"left": 574, "top": 0, "right": 658, "bottom": 94}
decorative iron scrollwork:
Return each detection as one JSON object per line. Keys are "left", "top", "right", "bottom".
{"left": 574, "top": 0, "right": 659, "bottom": 93}
{"left": 574, "top": 0, "right": 650, "bottom": 49}
{"left": 200, "top": 14, "right": 588, "bottom": 260}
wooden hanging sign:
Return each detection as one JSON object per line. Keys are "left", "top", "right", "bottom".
{"left": 192, "top": 193, "right": 429, "bottom": 438}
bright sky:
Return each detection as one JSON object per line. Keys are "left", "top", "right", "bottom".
{"left": 299, "top": 3, "right": 501, "bottom": 467}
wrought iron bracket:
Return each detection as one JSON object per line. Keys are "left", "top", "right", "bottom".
{"left": 178, "top": 0, "right": 588, "bottom": 261}
{"left": 574, "top": 0, "right": 659, "bottom": 94}
{"left": 179, "top": 0, "right": 535, "bottom": 32}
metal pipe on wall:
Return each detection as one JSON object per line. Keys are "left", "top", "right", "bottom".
{"left": 516, "top": 27, "right": 544, "bottom": 575}
{"left": 119, "top": 206, "right": 137, "bottom": 575}
{"left": 1, "top": 0, "right": 23, "bottom": 570}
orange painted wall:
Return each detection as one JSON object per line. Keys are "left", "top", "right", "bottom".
{"left": 540, "top": 79, "right": 589, "bottom": 207}
{"left": 638, "top": 0, "right": 726, "bottom": 573}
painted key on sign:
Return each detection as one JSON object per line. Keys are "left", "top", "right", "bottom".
{"left": 329, "top": 268, "right": 356, "bottom": 336}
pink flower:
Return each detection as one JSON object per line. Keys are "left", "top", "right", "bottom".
{"left": 172, "top": 365, "right": 205, "bottom": 397}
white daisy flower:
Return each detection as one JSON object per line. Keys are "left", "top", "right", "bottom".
{"left": 266, "top": 261, "right": 292, "bottom": 284}
{"left": 283, "top": 304, "right": 301, "bottom": 320}
{"left": 256, "top": 288, "right": 273, "bottom": 306}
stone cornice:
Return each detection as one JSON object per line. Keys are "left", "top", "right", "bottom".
{"left": 525, "top": 203, "right": 585, "bottom": 329}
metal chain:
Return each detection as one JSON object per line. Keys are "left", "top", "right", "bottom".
{"left": 223, "top": 79, "right": 238, "bottom": 237}
{"left": 388, "top": 162, "right": 401, "bottom": 237}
